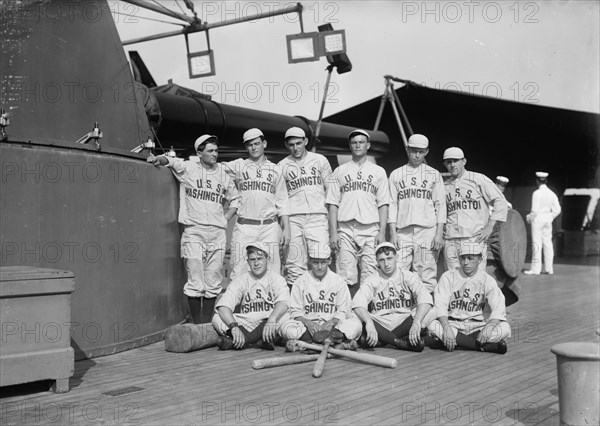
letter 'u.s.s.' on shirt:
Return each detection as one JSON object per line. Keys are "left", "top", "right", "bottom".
{"left": 223, "top": 158, "right": 290, "bottom": 220}
{"left": 444, "top": 171, "right": 508, "bottom": 239}
{"left": 278, "top": 151, "right": 332, "bottom": 215}
{"left": 325, "top": 160, "right": 391, "bottom": 225}
{"left": 165, "top": 158, "right": 239, "bottom": 229}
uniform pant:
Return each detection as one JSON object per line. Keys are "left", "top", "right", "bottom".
{"left": 397, "top": 225, "right": 438, "bottom": 292}
{"left": 181, "top": 225, "right": 226, "bottom": 298}
{"left": 230, "top": 221, "right": 280, "bottom": 280}
{"left": 285, "top": 214, "right": 329, "bottom": 285}
{"left": 337, "top": 220, "right": 379, "bottom": 286}
{"left": 444, "top": 237, "right": 487, "bottom": 273}
{"left": 212, "top": 312, "right": 291, "bottom": 335}
{"left": 427, "top": 319, "right": 511, "bottom": 343}
{"left": 531, "top": 219, "right": 554, "bottom": 273}
{"left": 344, "top": 308, "right": 438, "bottom": 342}
{"left": 279, "top": 317, "right": 361, "bottom": 341}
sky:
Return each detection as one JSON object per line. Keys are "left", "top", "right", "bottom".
{"left": 113, "top": 0, "right": 600, "bottom": 121}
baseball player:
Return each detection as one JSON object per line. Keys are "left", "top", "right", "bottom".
{"left": 427, "top": 241, "right": 511, "bottom": 354}
{"left": 524, "top": 171, "right": 561, "bottom": 275}
{"left": 223, "top": 128, "right": 290, "bottom": 280}
{"left": 279, "top": 242, "right": 360, "bottom": 350}
{"left": 147, "top": 135, "right": 239, "bottom": 324}
{"left": 388, "top": 134, "right": 446, "bottom": 293}
{"left": 213, "top": 242, "right": 290, "bottom": 350}
{"left": 326, "top": 129, "right": 391, "bottom": 296}
{"left": 442, "top": 147, "right": 508, "bottom": 272}
{"left": 347, "top": 242, "right": 436, "bottom": 352}
{"left": 278, "top": 127, "right": 332, "bottom": 286}
{"left": 494, "top": 176, "right": 513, "bottom": 209}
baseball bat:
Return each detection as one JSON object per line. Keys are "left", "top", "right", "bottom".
{"left": 294, "top": 340, "right": 397, "bottom": 369}
{"left": 312, "top": 340, "right": 331, "bottom": 378}
{"left": 252, "top": 354, "right": 330, "bottom": 369}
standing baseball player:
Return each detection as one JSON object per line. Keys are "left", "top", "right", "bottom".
{"left": 524, "top": 171, "right": 561, "bottom": 275}
{"left": 442, "top": 147, "right": 508, "bottom": 272}
{"left": 279, "top": 242, "right": 360, "bottom": 349}
{"left": 427, "top": 241, "right": 511, "bottom": 354}
{"left": 347, "top": 242, "right": 436, "bottom": 352}
{"left": 223, "top": 128, "right": 290, "bottom": 280}
{"left": 278, "top": 127, "right": 332, "bottom": 287}
{"left": 213, "top": 242, "right": 289, "bottom": 350}
{"left": 388, "top": 134, "right": 446, "bottom": 293}
{"left": 147, "top": 135, "right": 239, "bottom": 323}
{"left": 326, "top": 129, "right": 391, "bottom": 296}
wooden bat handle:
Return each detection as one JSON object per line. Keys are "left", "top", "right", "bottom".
{"left": 252, "top": 354, "right": 322, "bottom": 369}
{"left": 295, "top": 340, "right": 397, "bottom": 369}
{"left": 312, "top": 341, "right": 331, "bottom": 378}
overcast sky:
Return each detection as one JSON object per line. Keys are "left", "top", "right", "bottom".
{"left": 114, "top": 0, "right": 599, "bottom": 121}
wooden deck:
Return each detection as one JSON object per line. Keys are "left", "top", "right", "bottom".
{"left": 1, "top": 261, "right": 599, "bottom": 425}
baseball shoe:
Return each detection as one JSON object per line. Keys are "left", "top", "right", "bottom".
{"left": 393, "top": 337, "right": 425, "bottom": 352}
{"left": 541, "top": 271, "right": 554, "bottom": 275}
{"left": 423, "top": 335, "right": 445, "bottom": 350}
{"left": 523, "top": 270, "right": 540, "bottom": 275}
{"left": 481, "top": 341, "right": 508, "bottom": 354}
{"left": 217, "top": 335, "right": 235, "bottom": 350}
{"left": 334, "top": 340, "right": 358, "bottom": 351}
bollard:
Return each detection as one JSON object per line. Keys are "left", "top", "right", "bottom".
{"left": 551, "top": 342, "right": 600, "bottom": 426}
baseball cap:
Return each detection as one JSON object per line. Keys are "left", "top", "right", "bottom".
{"left": 407, "top": 134, "right": 429, "bottom": 149}
{"left": 496, "top": 176, "right": 509, "bottom": 184}
{"left": 284, "top": 127, "right": 306, "bottom": 140}
{"left": 307, "top": 242, "right": 331, "bottom": 259}
{"left": 459, "top": 241, "right": 483, "bottom": 256}
{"left": 245, "top": 242, "right": 269, "bottom": 257}
{"left": 443, "top": 147, "right": 465, "bottom": 160}
{"left": 348, "top": 129, "right": 370, "bottom": 142}
{"left": 194, "top": 134, "right": 218, "bottom": 151}
{"left": 375, "top": 242, "right": 397, "bottom": 255}
{"left": 243, "top": 128, "right": 264, "bottom": 144}
{"left": 535, "top": 171, "right": 549, "bottom": 178}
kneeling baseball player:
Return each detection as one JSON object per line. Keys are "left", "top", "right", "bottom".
{"left": 213, "top": 242, "right": 289, "bottom": 350}
{"left": 427, "top": 242, "right": 511, "bottom": 354}
{"left": 347, "top": 242, "right": 436, "bottom": 352}
{"left": 280, "top": 242, "right": 361, "bottom": 350}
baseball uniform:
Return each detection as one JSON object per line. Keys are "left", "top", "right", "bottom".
{"left": 278, "top": 152, "right": 332, "bottom": 285}
{"left": 223, "top": 158, "right": 290, "bottom": 279}
{"left": 428, "top": 268, "right": 511, "bottom": 344}
{"left": 326, "top": 160, "right": 392, "bottom": 286}
{"left": 166, "top": 157, "right": 239, "bottom": 298}
{"left": 527, "top": 184, "right": 561, "bottom": 274}
{"left": 389, "top": 163, "right": 446, "bottom": 292}
{"left": 444, "top": 171, "right": 508, "bottom": 272}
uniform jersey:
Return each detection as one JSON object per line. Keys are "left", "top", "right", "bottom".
{"left": 216, "top": 270, "right": 290, "bottom": 329}
{"left": 289, "top": 269, "right": 350, "bottom": 322}
{"left": 388, "top": 163, "right": 446, "bottom": 229}
{"left": 278, "top": 152, "right": 332, "bottom": 215}
{"left": 530, "top": 184, "right": 561, "bottom": 222}
{"left": 326, "top": 160, "right": 391, "bottom": 225}
{"left": 166, "top": 158, "right": 239, "bottom": 229}
{"left": 434, "top": 269, "right": 507, "bottom": 322}
{"left": 444, "top": 171, "right": 508, "bottom": 239}
{"left": 223, "top": 158, "right": 289, "bottom": 220}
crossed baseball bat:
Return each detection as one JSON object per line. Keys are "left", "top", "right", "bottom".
{"left": 252, "top": 340, "right": 397, "bottom": 376}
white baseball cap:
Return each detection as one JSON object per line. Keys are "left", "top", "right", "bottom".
{"left": 407, "top": 134, "right": 429, "bottom": 149}
{"left": 307, "top": 242, "right": 331, "bottom": 259}
{"left": 496, "top": 176, "right": 509, "bottom": 184}
{"left": 443, "top": 147, "right": 465, "bottom": 160}
{"left": 459, "top": 241, "right": 483, "bottom": 256}
{"left": 194, "top": 134, "right": 218, "bottom": 151}
{"left": 535, "top": 171, "right": 549, "bottom": 178}
{"left": 245, "top": 242, "right": 269, "bottom": 257}
{"left": 348, "top": 129, "right": 370, "bottom": 141}
{"left": 243, "top": 128, "right": 264, "bottom": 144}
{"left": 375, "top": 242, "right": 397, "bottom": 254}
{"left": 285, "top": 127, "right": 306, "bottom": 139}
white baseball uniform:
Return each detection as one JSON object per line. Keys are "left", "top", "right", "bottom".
{"left": 166, "top": 157, "right": 239, "bottom": 298}
{"left": 527, "top": 184, "right": 561, "bottom": 273}
{"left": 223, "top": 158, "right": 290, "bottom": 279}
{"left": 428, "top": 268, "right": 511, "bottom": 342}
{"left": 212, "top": 270, "right": 290, "bottom": 334}
{"left": 278, "top": 152, "right": 332, "bottom": 285}
{"left": 280, "top": 269, "right": 358, "bottom": 340}
{"left": 388, "top": 163, "right": 446, "bottom": 292}
{"left": 326, "top": 160, "right": 391, "bottom": 286}
{"left": 444, "top": 171, "right": 508, "bottom": 272}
